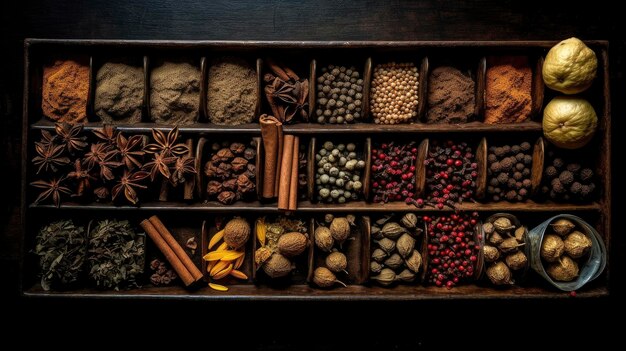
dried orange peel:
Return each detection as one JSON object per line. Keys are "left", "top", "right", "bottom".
{"left": 204, "top": 226, "right": 249, "bottom": 292}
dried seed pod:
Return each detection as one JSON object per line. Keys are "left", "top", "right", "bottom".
{"left": 514, "top": 226, "right": 526, "bottom": 242}
{"left": 499, "top": 237, "right": 524, "bottom": 253}
{"left": 493, "top": 217, "right": 515, "bottom": 233}
{"left": 324, "top": 214, "right": 334, "bottom": 224}
{"left": 547, "top": 256, "right": 579, "bottom": 282}
{"left": 401, "top": 213, "right": 418, "bottom": 229}
{"left": 371, "top": 248, "right": 388, "bottom": 263}
{"left": 277, "top": 232, "right": 308, "bottom": 258}
{"left": 371, "top": 268, "right": 396, "bottom": 286}
{"left": 313, "top": 267, "right": 346, "bottom": 288}
{"left": 564, "top": 231, "right": 592, "bottom": 258}
{"left": 314, "top": 226, "right": 334, "bottom": 252}
{"left": 505, "top": 251, "right": 528, "bottom": 270}
{"left": 551, "top": 219, "right": 576, "bottom": 236}
{"left": 223, "top": 218, "right": 251, "bottom": 249}
{"left": 262, "top": 253, "right": 293, "bottom": 278}
{"left": 381, "top": 222, "right": 406, "bottom": 239}
{"left": 482, "top": 222, "right": 495, "bottom": 235}
{"left": 370, "top": 261, "right": 383, "bottom": 274}
{"left": 346, "top": 214, "right": 356, "bottom": 226}
{"left": 330, "top": 217, "right": 351, "bottom": 243}
{"left": 489, "top": 231, "right": 504, "bottom": 246}
{"left": 384, "top": 253, "right": 403, "bottom": 270}
{"left": 371, "top": 225, "right": 384, "bottom": 240}
{"left": 396, "top": 233, "right": 416, "bottom": 258}
{"left": 254, "top": 246, "right": 272, "bottom": 265}
{"left": 396, "top": 269, "right": 416, "bottom": 282}
{"left": 375, "top": 238, "right": 396, "bottom": 254}
{"left": 404, "top": 250, "right": 422, "bottom": 273}
{"left": 541, "top": 234, "right": 565, "bottom": 262}
{"left": 483, "top": 245, "right": 500, "bottom": 262}
{"left": 325, "top": 251, "right": 348, "bottom": 273}
{"left": 486, "top": 261, "right": 514, "bottom": 285}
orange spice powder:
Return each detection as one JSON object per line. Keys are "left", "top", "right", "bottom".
{"left": 41, "top": 60, "right": 89, "bottom": 124}
{"left": 484, "top": 56, "right": 532, "bottom": 124}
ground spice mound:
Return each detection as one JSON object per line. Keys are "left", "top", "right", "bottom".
{"left": 485, "top": 56, "right": 532, "bottom": 124}
{"left": 150, "top": 62, "right": 200, "bottom": 125}
{"left": 427, "top": 66, "right": 475, "bottom": 123}
{"left": 94, "top": 62, "right": 144, "bottom": 124}
{"left": 42, "top": 60, "right": 89, "bottom": 123}
{"left": 207, "top": 57, "right": 257, "bottom": 125}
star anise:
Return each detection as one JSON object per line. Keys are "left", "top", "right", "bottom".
{"left": 116, "top": 133, "right": 145, "bottom": 170}
{"left": 83, "top": 142, "right": 114, "bottom": 169}
{"left": 30, "top": 176, "right": 72, "bottom": 207}
{"left": 98, "top": 150, "right": 123, "bottom": 181}
{"left": 144, "top": 127, "right": 189, "bottom": 157}
{"left": 67, "top": 159, "right": 96, "bottom": 197}
{"left": 170, "top": 155, "right": 197, "bottom": 186}
{"left": 112, "top": 170, "right": 149, "bottom": 205}
{"left": 143, "top": 152, "right": 177, "bottom": 181}
{"left": 94, "top": 186, "right": 110, "bottom": 201}
{"left": 32, "top": 142, "right": 70, "bottom": 174}
{"left": 36, "top": 129, "right": 57, "bottom": 148}
{"left": 93, "top": 125, "right": 118, "bottom": 145}
{"left": 55, "top": 122, "right": 87, "bottom": 154}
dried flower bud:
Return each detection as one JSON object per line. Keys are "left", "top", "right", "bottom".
{"left": 230, "top": 142, "right": 246, "bottom": 155}
{"left": 222, "top": 178, "right": 238, "bottom": 191}
{"left": 204, "top": 162, "right": 218, "bottom": 177}
{"left": 216, "top": 148, "right": 235, "bottom": 162}
{"left": 217, "top": 191, "right": 237, "bottom": 204}
{"left": 207, "top": 180, "right": 223, "bottom": 196}
{"left": 231, "top": 157, "right": 249, "bottom": 172}
{"left": 237, "top": 174, "right": 255, "bottom": 194}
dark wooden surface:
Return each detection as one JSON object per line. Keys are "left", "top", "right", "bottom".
{"left": 1, "top": 0, "right": 623, "bottom": 347}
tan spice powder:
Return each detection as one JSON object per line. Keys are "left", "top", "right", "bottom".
{"left": 485, "top": 56, "right": 532, "bottom": 124}
{"left": 42, "top": 60, "right": 89, "bottom": 124}
{"left": 150, "top": 62, "right": 200, "bottom": 125}
{"left": 94, "top": 62, "right": 144, "bottom": 124}
{"left": 206, "top": 57, "right": 257, "bottom": 125}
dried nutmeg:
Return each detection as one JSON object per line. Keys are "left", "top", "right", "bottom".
{"left": 505, "top": 251, "right": 528, "bottom": 271}
{"left": 489, "top": 231, "right": 504, "bottom": 246}
{"left": 404, "top": 250, "right": 422, "bottom": 274}
{"left": 263, "top": 253, "right": 293, "bottom": 278}
{"left": 375, "top": 238, "right": 396, "bottom": 254}
{"left": 277, "top": 232, "right": 308, "bottom": 258}
{"left": 547, "top": 256, "right": 579, "bottom": 282}
{"left": 483, "top": 245, "right": 500, "bottom": 262}
{"left": 371, "top": 248, "right": 388, "bottom": 263}
{"left": 499, "top": 237, "right": 524, "bottom": 253}
{"left": 231, "top": 157, "right": 249, "bottom": 172}
{"left": 223, "top": 217, "right": 250, "bottom": 249}
{"left": 401, "top": 213, "right": 418, "bottom": 229}
{"left": 370, "top": 261, "right": 383, "bottom": 273}
{"left": 255, "top": 246, "right": 272, "bottom": 265}
{"left": 396, "top": 269, "right": 416, "bottom": 282}
{"left": 230, "top": 142, "right": 246, "bottom": 155}
{"left": 541, "top": 234, "right": 565, "bottom": 262}
{"left": 486, "top": 261, "right": 514, "bottom": 285}
{"left": 493, "top": 217, "right": 515, "bottom": 233}
{"left": 482, "top": 222, "right": 495, "bottom": 235}
{"left": 371, "top": 226, "right": 384, "bottom": 240}
{"left": 384, "top": 253, "right": 404, "bottom": 270}
{"left": 371, "top": 268, "right": 396, "bottom": 286}
{"left": 314, "top": 226, "right": 334, "bottom": 252}
{"left": 330, "top": 217, "right": 351, "bottom": 243}
{"left": 564, "top": 231, "right": 592, "bottom": 258}
{"left": 514, "top": 226, "right": 526, "bottom": 242}
{"left": 313, "top": 267, "right": 346, "bottom": 288}
{"left": 325, "top": 251, "right": 348, "bottom": 273}
{"left": 381, "top": 222, "right": 406, "bottom": 239}
{"left": 396, "top": 233, "right": 416, "bottom": 258}
{"left": 551, "top": 218, "right": 576, "bottom": 236}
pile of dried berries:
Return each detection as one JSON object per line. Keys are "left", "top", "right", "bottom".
{"left": 540, "top": 218, "right": 592, "bottom": 282}
{"left": 412, "top": 140, "right": 477, "bottom": 209}
{"left": 370, "top": 62, "right": 419, "bottom": 124}
{"left": 149, "top": 258, "right": 178, "bottom": 286}
{"left": 315, "top": 141, "right": 365, "bottom": 203}
{"left": 255, "top": 216, "right": 309, "bottom": 281}
{"left": 311, "top": 214, "right": 356, "bottom": 288}
{"left": 370, "top": 141, "right": 418, "bottom": 203}
{"left": 370, "top": 214, "right": 423, "bottom": 286}
{"left": 486, "top": 142, "right": 533, "bottom": 202}
{"left": 482, "top": 214, "right": 528, "bottom": 285}
{"left": 425, "top": 212, "right": 480, "bottom": 288}
{"left": 204, "top": 140, "right": 257, "bottom": 204}
{"left": 264, "top": 60, "right": 309, "bottom": 123}
{"left": 204, "top": 217, "right": 250, "bottom": 291}
{"left": 541, "top": 151, "right": 597, "bottom": 202}
{"left": 315, "top": 64, "right": 364, "bottom": 124}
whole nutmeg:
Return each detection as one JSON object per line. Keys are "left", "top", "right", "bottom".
{"left": 400, "top": 213, "right": 418, "bottom": 229}
{"left": 371, "top": 248, "right": 388, "bottom": 263}
{"left": 325, "top": 251, "right": 348, "bottom": 273}
{"left": 489, "top": 231, "right": 504, "bottom": 246}
{"left": 381, "top": 222, "right": 406, "bottom": 239}
{"left": 541, "top": 234, "right": 565, "bottom": 262}
{"left": 396, "top": 269, "right": 416, "bottom": 282}
{"left": 314, "top": 226, "right": 334, "bottom": 252}
{"left": 396, "top": 233, "right": 416, "bottom": 258}
{"left": 313, "top": 267, "right": 346, "bottom": 288}
{"left": 404, "top": 250, "right": 422, "bottom": 274}
{"left": 371, "top": 226, "right": 384, "bottom": 240}
{"left": 482, "top": 222, "right": 495, "bottom": 235}
{"left": 371, "top": 268, "right": 396, "bottom": 286}
{"left": 223, "top": 217, "right": 251, "bottom": 249}
{"left": 277, "top": 232, "right": 308, "bottom": 258}
{"left": 330, "top": 217, "right": 351, "bottom": 242}
{"left": 505, "top": 251, "right": 528, "bottom": 271}
{"left": 551, "top": 218, "right": 576, "bottom": 236}
{"left": 370, "top": 261, "right": 383, "bottom": 274}
{"left": 375, "top": 238, "right": 396, "bottom": 254}
{"left": 499, "top": 237, "right": 524, "bottom": 253}
{"left": 547, "top": 256, "right": 579, "bottom": 282}
{"left": 493, "top": 217, "right": 515, "bottom": 233}
{"left": 384, "top": 253, "right": 403, "bottom": 270}
{"left": 514, "top": 226, "right": 526, "bottom": 242}
{"left": 486, "top": 261, "right": 514, "bottom": 285}
{"left": 262, "top": 253, "right": 293, "bottom": 279}
{"left": 483, "top": 245, "right": 500, "bottom": 263}
{"left": 564, "top": 231, "right": 592, "bottom": 258}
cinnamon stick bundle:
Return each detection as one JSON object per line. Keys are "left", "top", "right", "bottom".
{"left": 278, "top": 135, "right": 294, "bottom": 210}
{"left": 288, "top": 136, "right": 299, "bottom": 211}
{"left": 259, "top": 114, "right": 283, "bottom": 198}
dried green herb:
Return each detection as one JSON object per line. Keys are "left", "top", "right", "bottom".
{"left": 87, "top": 219, "right": 145, "bottom": 290}
{"left": 34, "top": 220, "right": 86, "bottom": 291}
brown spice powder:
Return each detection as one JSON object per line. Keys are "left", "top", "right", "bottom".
{"left": 206, "top": 57, "right": 257, "bottom": 125}
{"left": 94, "top": 62, "right": 144, "bottom": 124}
{"left": 485, "top": 56, "right": 532, "bottom": 124}
{"left": 42, "top": 60, "right": 89, "bottom": 124}
{"left": 427, "top": 66, "right": 475, "bottom": 124}
{"left": 150, "top": 62, "right": 200, "bottom": 125}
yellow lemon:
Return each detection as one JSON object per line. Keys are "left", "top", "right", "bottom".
{"left": 543, "top": 38, "right": 597, "bottom": 94}
{"left": 543, "top": 96, "right": 597, "bottom": 149}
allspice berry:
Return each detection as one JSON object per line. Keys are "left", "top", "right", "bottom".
{"left": 551, "top": 219, "right": 576, "bottom": 236}
{"left": 313, "top": 267, "right": 346, "bottom": 288}
{"left": 262, "top": 253, "right": 293, "bottom": 279}
{"left": 564, "top": 231, "right": 592, "bottom": 258}
{"left": 330, "top": 217, "right": 351, "bottom": 243}
{"left": 314, "top": 226, "right": 334, "bottom": 252}
{"left": 541, "top": 234, "right": 565, "bottom": 262}
{"left": 223, "top": 217, "right": 251, "bottom": 249}
{"left": 547, "top": 256, "right": 579, "bottom": 282}
{"left": 277, "top": 232, "right": 308, "bottom": 258}
{"left": 483, "top": 245, "right": 500, "bottom": 262}
{"left": 326, "top": 251, "right": 348, "bottom": 273}
{"left": 505, "top": 251, "right": 528, "bottom": 271}
{"left": 486, "top": 261, "right": 514, "bottom": 285}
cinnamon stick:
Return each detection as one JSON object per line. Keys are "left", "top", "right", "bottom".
{"left": 184, "top": 138, "right": 195, "bottom": 200}
{"left": 278, "top": 135, "right": 295, "bottom": 210}
{"left": 274, "top": 126, "right": 284, "bottom": 195}
{"left": 140, "top": 219, "right": 195, "bottom": 286}
{"left": 259, "top": 114, "right": 282, "bottom": 198}
{"left": 148, "top": 215, "right": 204, "bottom": 282}
{"left": 288, "top": 136, "right": 299, "bottom": 210}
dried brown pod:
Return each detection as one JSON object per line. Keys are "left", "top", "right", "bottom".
{"left": 346, "top": 214, "right": 356, "bottom": 226}
{"left": 384, "top": 253, "right": 403, "bottom": 270}
{"left": 262, "top": 253, "right": 293, "bottom": 278}
{"left": 229, "top": 142, "right": 246, "bottom": 155}
{"left": 401, "top": 213, "right": 418, "bottom": 229}
{"left": 222, "top": 178, "right": 237, "bottom": 191}
{"left": 325, "top": 251, "right": 348, "bottom": 273}
{"left": 482, "top": 222, "right": 495, "bottom": 235}
{"left": 551, "top": 219, "right": 576, "bottom": 236}
{"left": 371, "top": 225, "right": 384, "bottom": 240}
{"left": 381, "top": 222, "right": 406, "bottom": 239}
{"left": 493, "top": 217, "right": 515, "bottom": 233}
{"left": 396, "top": 269, "right": 416, "bottom": 282}
{"left": 489, "top": 231, "right": 504, "bottom": 246}
{"left": 217, "top": 191, "right": 237, "bottom": 204}
{"left": 505, "top": 251, "right": 528, "bottom": 271}
{"left": 371, "top": 248, "right": 388, "bottom": 263}
{"left": 483, "top": 245, "right": 500, "bottom": 262}
{"left": 277, "top": 232, "right": 308, "bottom": 258}
{"left": 223, "top": 217, "right": 250, "bottom": 249}
{"left": 375, "top": 238, "right": 396, "bottom": 254}
{"left": 371, "top": 268, "right": 396, "bottom": 286}
{"left": 404, "top": 250, "right": 422, "bottom": 274}
{"left": 255, "top": 246, "right": 272, "bottom": 265}
{"left": 547, "top": 256, "right": 579, "bottom": 282}
{"left": 207, "top": 180, "right": 223, "bottom": 196}
{"left": 486, "top": 261, "right": 513, "bottom": 285}
{"left": 514, "top": 226, "right": 526, "bottom": 242}
{"left": 243, "top": 148, "right": 256, "bottom": 160}
{"left": 231, "top": 157, "right": 249, "bottom": 172}
{"left": 215, "top": 148, "right": 235, "bottom": 162}
{"left": 541, "top": 234, "right": 565, "bottom": 262}
{"left": 330, "top": 217, "right": 351, "bottom": 243}
{"left": 313, "top": 267, "right": 346, "bottom": 288}
{"left": 314, "top": 226, "right": 334, "bottom": 252}
{"left": 396, "top": 233, "right": 416, "bottom": 258}
{"left": 499, "top": 237, "right": 525, "bottom": 253}
{"left": 236, "top": 174, "right": 255, "bottom": 194}
{"left": 564, "top": 231, "right": 592, "bottom": 258}
{"left": 370, "top": 261, "right": 383, "bottom": 273}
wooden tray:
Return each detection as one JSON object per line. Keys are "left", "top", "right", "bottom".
{"left": 20, "top": 39, "right": 611, "bottom": 300}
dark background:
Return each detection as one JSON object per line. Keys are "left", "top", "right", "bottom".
{"left": 1, "top": 0, "right": 623, "bottom": 347}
